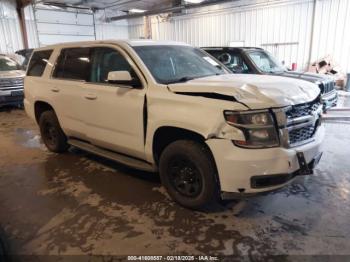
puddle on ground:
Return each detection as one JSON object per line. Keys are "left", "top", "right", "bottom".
{"left": 14, "top": 128, "right": 44, "bottom": 149}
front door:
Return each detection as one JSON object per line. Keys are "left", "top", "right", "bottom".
{"left": 83, "top": 46, "right": 146, "bottom": 159}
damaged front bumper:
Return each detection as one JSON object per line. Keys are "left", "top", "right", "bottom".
{"left": 206, "top": 125, "right": 324, "bottom": 197}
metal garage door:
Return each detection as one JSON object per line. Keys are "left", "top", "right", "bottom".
{"left": 34, "top": 8, "right": 95, "bottom": 46}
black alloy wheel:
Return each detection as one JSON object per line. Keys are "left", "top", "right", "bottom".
{"left": 168, "top": 156, "right": 203, "bottom": 197}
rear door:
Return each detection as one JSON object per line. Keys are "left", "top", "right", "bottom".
{"left": 49, "top": 47, "right": 92, "bottom": 139}
{"left": 83, "top": 46, "right": 146, "bottom": 159}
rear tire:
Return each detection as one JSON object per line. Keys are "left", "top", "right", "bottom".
{"left": 39, "top": 110, "right": 69, "bottom": 153}
{"left": 159, "top": 140, "right": 220, "bottom": 210}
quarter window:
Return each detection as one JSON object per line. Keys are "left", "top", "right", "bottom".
{"left": 27, "top": 50, "right": 53, "bottom": 76}
{"left": 53, "top": 48, "right": 91, "bottom": 81}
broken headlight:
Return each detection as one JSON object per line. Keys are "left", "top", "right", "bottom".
{"left": 224, "top": 110, "right": 279, "bottom": 148}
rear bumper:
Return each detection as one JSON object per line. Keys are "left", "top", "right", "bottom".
{"left": 322, "top": 90, "right": 338, "bottom": 110}
{"left": 206, "top": 125, "right": 324, "bottom": 195}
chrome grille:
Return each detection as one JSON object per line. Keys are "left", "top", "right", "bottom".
{"left": 0, "top": 77, "right": 24, "bottom": 90}
{"left": 273, "top": 98, "right": 322, "bottom": 147}
{"left": 319, "top": 81, "right": 335, "bottom": 94}
{"left": 286, "top": 101, "right": 322, "bottom": 119}
{"left": 289, "top": 125, "right": 316, "bottom": 145}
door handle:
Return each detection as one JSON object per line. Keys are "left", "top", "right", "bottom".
{"left": 51, "top": 87, "right": 60, "bottom": 93}
{"left": 84, "top": 93, "right": 97, "bottom": 100}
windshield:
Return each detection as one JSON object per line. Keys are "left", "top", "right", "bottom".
{"left": 0, "top": 56, "right": 21, "bottom": 71}
{"left": 133, "top": 45, "right": 227, "bottom": 84}
{"left": 247, "top": 51, "right": 285, "bottom": 73}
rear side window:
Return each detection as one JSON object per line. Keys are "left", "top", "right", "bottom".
{"left": 53, "top": 48, "right": 91, "bottom": 81}
{"left": 27, "top": 50, "right": 53, "bottom": 76}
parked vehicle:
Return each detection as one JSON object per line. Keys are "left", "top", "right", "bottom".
{"left": 24, "top": 40, "right": 324, "bottom": 209}
{"left": 0, "top": 54, "right": 25, "bottom": 107}
{"left": 202, "top": 47, "right": 338, "bottom": 111}
{"left": 15, "top": 48, "right": 34, "bottom": 70}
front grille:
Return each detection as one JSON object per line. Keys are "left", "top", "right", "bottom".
{"left": 289, "top": 125, "right": 316, "bottom": 145}
{"left": 0, "top": 77, "right": 24, "bottom": 90}
{"left": 319, "top": 81, "right": 335, "bottom": 94}
{"left": 274, "top": 97, "right": 322, "bottom": 147}
{"left": 286, "top": 100, "right": 322, "bottom": 119}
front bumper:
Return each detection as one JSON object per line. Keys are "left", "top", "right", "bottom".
{"left": 322, "top": 90, "right": 338, "bottom": 110}
{"left": 0, "top": 90, "right": 24, "bottom": 107}
{"left": 206, "top": 125, "right": 325, "bottom": 195}
{"left": 0, "top": 95, "right": 24, "bottom": 107}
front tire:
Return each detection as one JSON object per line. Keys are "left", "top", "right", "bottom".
{"left": 159, "top": 140, "right": 220, "bottom": 210}
{"left": 39, "top": 110, "right": 69, "bottom": 153}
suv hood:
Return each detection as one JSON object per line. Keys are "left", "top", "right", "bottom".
{"left": 168, "top": 74, "right": 320, "bottom": 109}
{"left": 0, "top": 70, "right": 25, "bottom": 78}
{"left": 273, "top": 71, "right": 335, "bottom": 84}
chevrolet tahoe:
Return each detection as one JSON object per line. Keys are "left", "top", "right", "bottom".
{"left": 24, "top": 40, "right": 324, "bottom": 209}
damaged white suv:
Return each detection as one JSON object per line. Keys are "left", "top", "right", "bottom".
{"left": 24, "top": 40, "right": 324, "bottom": 209}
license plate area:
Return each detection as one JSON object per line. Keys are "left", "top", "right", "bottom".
{"left": 11, "top": 90, "right": 23, "bottom": 96}
{"left": 296, "top": 151, "right": 322, "bottom": 176}
{"left": 297, "top": 152, "right": 312, "bottom": 175}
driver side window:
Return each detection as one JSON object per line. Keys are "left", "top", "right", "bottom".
{"left": 90, "top": 47, "right": 134, "bottom": 83}
{"left": 231, "top": 54, "right": 249, "bottom": 72}
{"left": 216, "top": 52, "right": 250, "bottom": 73}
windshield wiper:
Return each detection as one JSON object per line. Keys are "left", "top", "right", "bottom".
{"left": 165, "top": 73, "right": 223, "bottom": 84}
{"left": 165, "top": 76, "right": 195, "bottom": 84}
{"left": 267, "top": 69, "right": 285, "bottom": 74}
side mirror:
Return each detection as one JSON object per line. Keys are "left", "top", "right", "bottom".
{"left": 108, "top": 70, "right": 132, "bottom": 82}
{"left": 107, "top": 71, "right": 141, "bottom": 88}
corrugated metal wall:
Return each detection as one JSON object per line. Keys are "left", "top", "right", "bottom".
{"left": 311, "top": 0, "right": 350, "bottom": 73}
{"left": 128, "top": 0, "right": 350, "bottom": 72}
{"left": 95, "top": 10, "right": 129, "bottom": 40}
{"left": 2, "top": 0, "right": 349, "bottom": 72}
{"left": 0, "top": 0, "right": 23, "bottom": 54}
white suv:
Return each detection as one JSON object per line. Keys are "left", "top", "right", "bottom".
{"left": 24, "top": 40, "right": 324, "bottom": 209}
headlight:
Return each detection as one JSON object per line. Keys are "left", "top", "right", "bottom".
{"left": 224, "top": 110, "right": 279, "bottom": 148}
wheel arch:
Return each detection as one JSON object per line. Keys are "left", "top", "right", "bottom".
{"left": 153, "top": 126, "right": 223, "bottom": 205}
{"left": 152, "top": 126, "right": 208, "bottom": 164}
{"left": 34, "top": 101, "right": 54, "bottom": 124}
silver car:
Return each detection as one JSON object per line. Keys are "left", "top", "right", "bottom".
{"left": 0, "top": 54, "right": 25, "bottom": 107}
